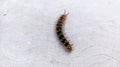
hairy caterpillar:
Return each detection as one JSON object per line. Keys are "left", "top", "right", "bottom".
{"left": 56, "top": 11, "right": 72, "bottom": 52}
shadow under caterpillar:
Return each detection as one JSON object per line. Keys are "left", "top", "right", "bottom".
{"left": 55, "top": 11, "right": 72, "bottom": 52}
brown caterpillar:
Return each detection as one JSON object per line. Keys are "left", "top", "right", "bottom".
{"left": 56, "top": 11, "right": 72, "bottom": 52}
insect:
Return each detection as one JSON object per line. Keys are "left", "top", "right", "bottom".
{"left": 55, "top": 11, "right": 72, "bottom": 52}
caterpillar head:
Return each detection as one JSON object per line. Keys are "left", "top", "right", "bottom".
{"left": 66, "top": 45, "right": 72, "bottom": 52}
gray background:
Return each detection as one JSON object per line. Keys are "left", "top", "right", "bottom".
{"left": 0, "top": 0, "right": 120, "bottom": 67}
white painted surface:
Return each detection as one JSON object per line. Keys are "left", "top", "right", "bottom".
{"left": 0, "top": 0, "right": 120, "bottom": 67}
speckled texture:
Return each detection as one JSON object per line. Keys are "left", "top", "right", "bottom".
{"left": 0, "top": 0, "right": 120, "bottom": 67}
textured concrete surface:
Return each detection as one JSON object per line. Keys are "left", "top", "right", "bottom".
{"left": 0, "top": 0, "right": 120, "bottom": 67}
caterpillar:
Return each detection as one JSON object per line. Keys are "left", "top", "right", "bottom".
{"left": 56, "top": 11, "right": 72, "bottom": 52}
